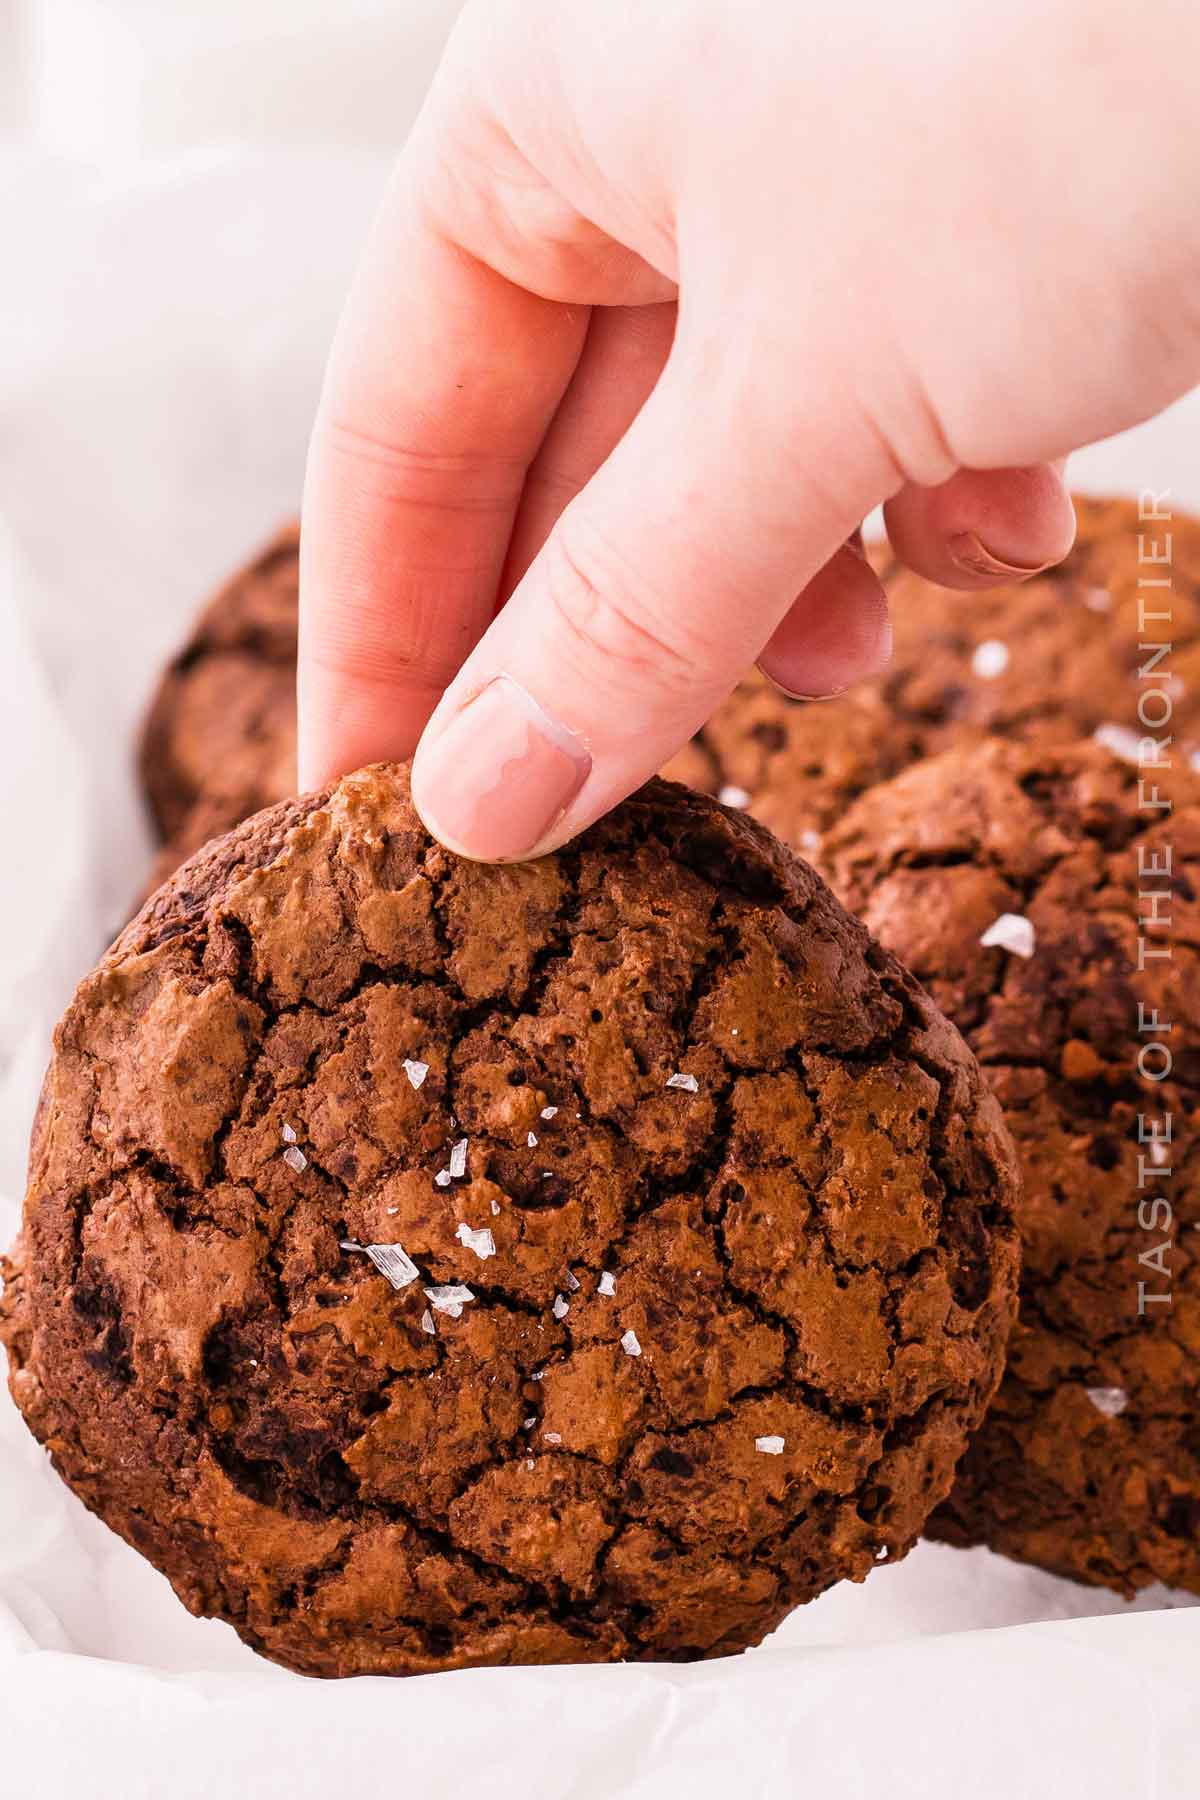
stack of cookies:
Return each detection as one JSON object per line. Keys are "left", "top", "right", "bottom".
{"left": 685, "top": 495, "right": 1200, "bottom": 1596}
{"left": 0, "top": 494, "right": 1194, "bottom": 1677}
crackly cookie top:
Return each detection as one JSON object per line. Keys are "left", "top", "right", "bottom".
{"left": 664, "top": 494, "right": 1200, "bottom": 847}
{"left": 3, "top": 766, "right": 1018, "bottom": 1676}
{"left": 823, "top": 736, "right": 1200, "bottom": 1594}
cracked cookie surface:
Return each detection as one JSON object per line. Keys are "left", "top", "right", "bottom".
{"left": 823, "top": 737, "right": 1200, "bottom": 1594}
{"left": 3, "top": 766, "right": 1019, "bottom": 1676}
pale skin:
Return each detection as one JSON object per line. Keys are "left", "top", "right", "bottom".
{"left": 299, "top": 0, "right": 1200, "bottom": 860}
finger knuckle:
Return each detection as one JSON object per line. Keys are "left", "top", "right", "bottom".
{"left": 856, "top": 400, "right": 953, "bottom": 492}
{"left": 317, "top": 414, "right": 523, "bottom": 514}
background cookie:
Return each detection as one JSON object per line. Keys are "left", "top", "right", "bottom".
{"left": 664, "top": 495, "right": 1200, "bottom": 849}
{"left": 139, "top": 522, "right": 300, "bottom": 854}
{"left": 822, "top": 738, "right": 1200, "bottom": 1594}
{"left": 2, "top": 767, "right": 1019, "bottom": 1676}
{"left": 139, "top": 497, "right": 1199, "bottom": 884}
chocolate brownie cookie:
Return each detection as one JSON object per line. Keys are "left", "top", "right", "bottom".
{"left": 823, "top": 737, "right": 1200, "bottom": 1594}
{"left": 664, "top": 494, "right": 1200, "bottom": 848}
{"left": 1, "top": 767, "right": 1019, "bottom": 1676}
{"left": 139, "top": 523, "right": 299, "bottom": 849}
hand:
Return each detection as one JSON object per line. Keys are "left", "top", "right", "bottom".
{"left": 299, "top": 0, "right": 1200, "bottom": 859}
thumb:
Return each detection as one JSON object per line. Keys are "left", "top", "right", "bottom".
{"left": 410, "top": 340, "right": 891, "bottom": 860}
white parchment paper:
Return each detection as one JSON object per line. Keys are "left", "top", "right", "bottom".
{"left": 1, "top": 146, "right": 1199, "bottom": 1799}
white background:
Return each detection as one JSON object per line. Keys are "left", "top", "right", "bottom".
{"left": 1, "top": 5, "right": 1199, "bottom": 1796}
{"left": 0, "top": 0, "right": 464, "bottom": 157}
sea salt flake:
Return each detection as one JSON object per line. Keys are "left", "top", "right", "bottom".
{"left": 620, "top": 1329, "right": 642, "bottom": 1358}
{"left": 598, "top": 1272, "right": 616, "bottom": 1297}
{"left": 540, "top": 1106, "right": 558, "bottom": 1120}
{"left": 1093, "top": 722, "right": 1143, "bottom": 766}
{"left": 531, "top": 1370, "right": 544, "bottom": 1381}
{"left": 971, "top": 639, "right": 1010, "bottom": 680}
{"left": 527, "top": 1131, "right": 538, "bottom": 1148}
{"left": 456, "top": 1222, "right": 497, "bottom": 1261}
{"left": 282, "top": 1144, "right": 307, "bottom": 1173}
{"left": 281, "top": 1122, "right": 298, "bottom": 1145}
{"left": 524, "top": 1458, "right": 536, "bottom": 1471}
{"left": 666, "top": 1071, "right": 699, "bottom": 1093}
{"left": 755, "top": 1435, "right": 786, "bottom": 1455}
{"left": 544, "top": 1431, "right": 563, "bottom": 1445}
{"left": 718, "top": 784, "right": 751, "bottom": 809}
{"left": 523, "top": 1416, "right": 536, "bottom": 1429}
{"left": 340, "top": 1239, "right": 420, "bottom": 1290}
{"left": 490, "top": 1198, "right": 501, "bottom": 1215}
{"left": 448, "top": 1138, "right": 468, "bottom": 1180}
{"left": 1086, "top": 1385, "right": 1129, "bottom": 1418}
{"left": 979, "top": 912, "right": 1036, "bottom": 959}
{"left": 434, "top": 1170, "right": 452, "bottom": 1189}
{"left": 564, "top": 1269, "right": 581, "bottom": 1292}
{"left": 424, "top": 1283, "right": 476, "bottom": 1319}
{"left": 403, "top": 1058, "right": 429, "bottom": 1090}
{"left": 421, "top": 1309, "right": 436, "bottom": 1336}
{"left": 361, "top": 1243, "right": 420, "bottom": 1290}
{"left": 875, "top": 1546, "right": 889, "bottom": 1561}
{"left": 552, "top": 1294, "right": 570, "bottom": 1320}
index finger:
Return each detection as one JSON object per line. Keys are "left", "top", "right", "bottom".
{"left": 298, "top": 164, "right": 587, "bottom": 788}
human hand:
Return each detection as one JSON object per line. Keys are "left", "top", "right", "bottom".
{"left": 300, "top": 0, "right": 1200, "bottom": 859}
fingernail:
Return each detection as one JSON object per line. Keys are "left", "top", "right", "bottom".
{"left": 948, "top": 532, "right": 1054, "bottom": 580}
{"left": 760, "top": 671, "right": 844, "bottom": 703}
{"left": 413, "top": 675, "right": 591, "bottom": 861}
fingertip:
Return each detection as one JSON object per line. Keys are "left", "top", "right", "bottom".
{"left": 757, "top": 541, "right": 892, "bottom": 700}
{"left": 295, "top": 686, "right": 333, "bottom": 795}
{"left": 885, "top": 464, "right": 1076, "bottom": 589}
{"left": 411, "top": 673, "right": 593, "bottom": 862}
